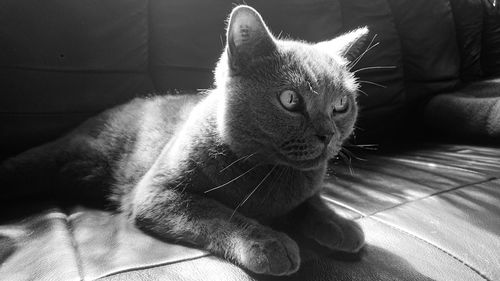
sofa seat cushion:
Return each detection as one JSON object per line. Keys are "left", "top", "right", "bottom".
{"left": 0, "top": 142, "right": 499, "bottom": 281}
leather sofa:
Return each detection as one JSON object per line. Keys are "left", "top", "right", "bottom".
{"left": 1, "top": 0, "right": 499, "bottom": 280}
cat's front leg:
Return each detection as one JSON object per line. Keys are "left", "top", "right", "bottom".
{"left": 128, "top": 179, "right": 300, "bottom": 276}
{"left": 297, "top": 194, "right": 365, "bottom": 253}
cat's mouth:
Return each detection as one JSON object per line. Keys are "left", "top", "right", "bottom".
{"left": 275, "top": 145, "right": 327, "bottom": 170}
{"left": 276, "top": 151, "right": 326, "bottom": 170}
{"left": 283, "top": 148, "right": 323, "bottom": 161}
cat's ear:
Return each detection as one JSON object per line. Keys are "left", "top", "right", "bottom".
{"left": 226, "top": 5, "right": 276, "bottom": 73}
{"left": 315, "top": 27, "right": 370, "bottom": 63}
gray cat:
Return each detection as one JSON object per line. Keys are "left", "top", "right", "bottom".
{"left": 1, "top": 6, "right": 368, "bottom": 276}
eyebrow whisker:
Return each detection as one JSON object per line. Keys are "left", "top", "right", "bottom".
{"left": 359, "top": 80, "right": 387, "bottom": 88}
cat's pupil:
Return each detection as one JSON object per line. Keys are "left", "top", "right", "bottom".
{"left": 334, "top": 95, "right": 349, "bottom": 113}
{"left": 279, "top": 90, "right": 301, "bottom": 111}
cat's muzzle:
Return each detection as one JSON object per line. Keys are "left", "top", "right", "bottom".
{"left": 279, "top": 138, "right": 324, "bottom": 162}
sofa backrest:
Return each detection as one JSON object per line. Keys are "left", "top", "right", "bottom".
{"left": 481, "top": 0, "right": 500, "bottom": 77}
{"left": 0, "top": 0, "right": 155, "bottom": 157}
{"left": 1, "top": 0, "right": 499, "bottom": 158}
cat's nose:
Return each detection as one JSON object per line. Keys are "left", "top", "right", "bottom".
{"left": 316, "top": 132, "right": 334, "bottom": 144}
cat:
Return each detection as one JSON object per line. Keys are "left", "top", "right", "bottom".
{"left": 0, "top": 5, "right": 368, "bottom": 276}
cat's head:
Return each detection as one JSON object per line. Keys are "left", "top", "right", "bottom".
{"left": 215, "top": 5, "right": 368, "bottom": 171}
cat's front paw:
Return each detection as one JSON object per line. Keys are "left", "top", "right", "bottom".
{"left": 236, "top": 229, "right": 300, "bottom": 276}
{"left": 308, "top": 218, "right": 365, "bottom": 253}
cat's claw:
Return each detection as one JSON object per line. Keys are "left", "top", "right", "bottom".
{"left": 237, "top": 230, "right": 300, "bottom": 276}
{"left": 309, "top": 218, "right": 365, "bottom": 253}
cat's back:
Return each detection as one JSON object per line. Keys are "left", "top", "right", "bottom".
{"left": 81, "top": 93, "right": 204, "bottom": 164}
{"left": 100, "top": 93, "right": 203, "bottom": 141}
{"left": 69, "top": 93, "right": 202, "bottom": 151}
{"left": 52, "top": 93, "right": 205, "bottom": 193}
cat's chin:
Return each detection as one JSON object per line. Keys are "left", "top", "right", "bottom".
{"left": 276, "top": 153, "right": 327, "bottom": 171}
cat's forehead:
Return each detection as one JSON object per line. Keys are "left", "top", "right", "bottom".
{"left": 276, "top": 40, "right": 356, "bottom": 95}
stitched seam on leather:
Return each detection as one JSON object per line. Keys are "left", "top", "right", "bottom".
{"left": 324, "top": 178, "right": 497, "bottom": 220}
{"left": 334, "top": 155, "right": 492, "bottom": 204}
{"left": 364, "top": 177, "right": 497, "bottom": 218}
{"left": 92, "top": 254, "right": 210, "bottom": 281}
{"left": 62, "top": 213, "right": 85, "bottom": 281}
{"left": 369, "top": 216, "right": 492, "bottom": 281}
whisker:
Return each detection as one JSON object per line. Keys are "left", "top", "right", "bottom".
{"left": 220, "top": 152, "right": 256, "bottom": 173}
{"left": 176, "top": 177, "right": 191, "bottom": 194}
{"left": 357, "top": 89, "right": 368, "bottom": 96}
{"left": 348, "top": 35, "right": 379, "bottom": 71}
{"left": 260, "top": 168, "right": 279, "bottom": 204}
{"left": 354, "top": 125, "right": 365, "bottom": 132}
{"left": 337, "top": 151, "right": 347, "bottom": 163}
{"left": 260, "top": 165, "right": 286, "bottom": 205}
{"left": 230, "top": 165, "right": 277, "bottom": 220}
{"left": 359, "top": 80, "right": 387, "bottom": 88}
{"left": 338, "top": 150, "right": 349, "bottom": 164}
{"left": 353, "top": 65, "right": 396, "bottom": 73}
{"left": 339, "top": 150, "right": 354, "bottom": 176}
{"left": 307, "top": 80, "right": 320, "bottom": 95}
{"left": 342, "top": 147, "right": 367, "bottom": 161}
{"left": 277, "top": 30, "right": 284, "bottom": 39}
{"left": 272, "top": 167, "right": 288, "bottom": 202}
{"left": 358, "top": 34, "right": 377, "bottom": 58}
{"left": 196, "top": 88, "right": 210, "bottom": 94}
{"left": 349, "top": 41, "right": 380, "bottom": 71}
{"left": 205, "top": 164, "right": 259, "bottom": 193}
{"left": 347, "top": 143, "right": 379, "bottom": 150}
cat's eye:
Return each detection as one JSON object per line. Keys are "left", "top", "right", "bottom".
{"left": 333, "top": 95, "right": 349, "bottom": 113}
{"left": 279, "top": 90, "right": 302, "bottom": 111}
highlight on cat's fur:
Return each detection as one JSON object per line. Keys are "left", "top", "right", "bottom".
{"left": 0, "top": 5, "right": 369, "bottom": 276}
